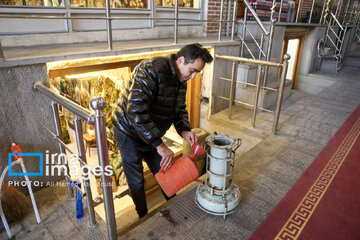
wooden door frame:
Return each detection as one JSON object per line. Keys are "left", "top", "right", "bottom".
{"left": 280, "top": 34, "right": 305, "bottom": 89}
{"left": 186, "top": 73, "right": 201, "bottom": 128}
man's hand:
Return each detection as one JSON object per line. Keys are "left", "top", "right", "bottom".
{"left": 181, "top": 131, "right": 198, "bottom": 145}
{"left": 157, "top": 143, "right": 174, "bottom": 170}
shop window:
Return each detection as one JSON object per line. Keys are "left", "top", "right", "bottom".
{"left": 156, "top": 0, "right": 199, "bottom": 8}
{"left": 70, "top": 0, "right": 147, "bottom": 9}
{"left": 49, "top": 67, "right": 130, "bottom": 159}
{"left": 0, "top": 0, "right": 63, "bottom": 7}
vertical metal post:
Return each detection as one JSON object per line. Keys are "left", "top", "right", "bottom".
{"left": 309, "top": 0, "right": 315, "bottom": 23}
{"left": 328, "top": 0, "right": 337, "bottom": 26}
{"left": 272, "top": 54, "right": 290, "bottom": 135}
{"left": 342, "top": 0, "right": 350, "bottom": 24}
{"left": 174, "top": 0, "right": 179, "bottom": 44}
{"left": 338, "top": 23, "right": 348, "bottom": 55}
{"left": 252, "top": 65, "right": 263, "bottom": 127}
{"left": 295, "top": 0, "right": 302, "bottom": 23}
{"left": 278, "top": 0, "right": 283, "bottom": 22}
{"left": 354, "top": 4, "right": 360, "bottom": 25}
{"left": 151, "top": 0, "right": 156, "bottom": 28}
{"left": 218, "top": 0, "right": 225, "bottom": 41}
{"left": 334, "top": 0, "right": 341, "bottom": 19}
{"left": 240, "top": 8, "right": 248, "bottom": 57}
{"left": 64, "top": 0, "right": 72, "bottom": 33}
{"left": 355, "top": 2, "right": 359, "bottom": 23}
{"left": 323, "top": 0, "right": 332, "bottom": 47}
{"left": 73, "top": 116, "right": 97, "bottom": 226}
{"left": 231, "top": 0, "right": 238, "bottom": 41}
{"left": 105, "top": 0, "right": 113, "bottom": 51}
{"left": 259, "top": 32, "right": 264, "bottom": 59}
{"left": 228, "top": 61, "right": 237, "bottom": 119}
{"left": 51, "top": 101, "right": 73, "bottom": 199}
{"left": 226, "top": 0, "right": 231, "bottom": 37}
{"left": 263, "top": 18, "right": 276, "bottom": 87}
{"left": 351, "top": 2, "right": 359, "bottom": 24}
{"left": 320, "top": 0, "right": 327, "bottom": 24}
{"left": 270, "top": 0, "right": 276, "bottom": 21}
{"left": 90, "top": 98, "right": 117, "bottom": 240}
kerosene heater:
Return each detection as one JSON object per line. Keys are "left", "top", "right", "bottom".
{"left": 195, "top": 134, "right": 242, "bottom": 219}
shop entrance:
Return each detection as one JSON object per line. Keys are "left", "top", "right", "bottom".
{"left": 46, "top": 50, "right": 206, "bottom": 232}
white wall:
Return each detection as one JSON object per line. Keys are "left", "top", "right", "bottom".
{"left": 298, "top": 26, "right": 326, "bottom": 75}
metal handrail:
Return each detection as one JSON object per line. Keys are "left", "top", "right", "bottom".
{"left": 238, "top": 33, "right": 256, "bottom": 59}
{"left": 33, "top": 82, "right": 94, "bottom": 123}
{"left": 330, "top": 11, "right": 345, "bottom": 30}
{"left": 216, "top": 55, "right": 282, "bottom": 67}
{"left": 326, "top": 33, "right": 340, "bottom": 51}
{"left": 243, "top": 0, "right": 270, "bottom": 36}
{"left": 215, "top": 54, "right": 290, "bottom": 135}
{"left": 240, "top": 20, "right": 267, "bottom": 58}
{"left": 0, "top": 14, "right": 236, "bottom": 22}
{"left": 219, "top": 77, "right": 277, "bottom": 92}
{"left": 0, "top": 0, "right": 239, "bottom": 47}
{"left": 33, "top": 82, "right": 117, "bottom": 240}
{"left": 328, "top": 25, "right": 342, "bottom": 42}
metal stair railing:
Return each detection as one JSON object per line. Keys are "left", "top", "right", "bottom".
{"left": 322, "top": 8, "right": 348, "bottom": 74}
{"left": 353, "top": 5, "right": 360, "bottom": 42}
{"left": 240, "top": 0, "right": 271, "bottom": 60}
{"left": 33, "top": 82, "right": 117, "bottom": 240}
{"left": 238, "top": 19, "right": 267, "bottom": 59}
{"left": 355, "top": 25, "right": 360, "bottom": 41}
{"left": 0, "top": 0, "right": 239, "bottom": 51}
{"left": 216, "top": 54, "right": 291, "bottom": 135}
{"left": 325, "top": 11, "right": 345, "bottom": 50}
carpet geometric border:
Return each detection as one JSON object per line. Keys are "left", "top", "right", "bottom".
{"left": 274, "top": 117, "right": 360, "bottom": 240}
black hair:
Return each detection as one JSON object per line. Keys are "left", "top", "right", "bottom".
{"left": 175, "top": 43, "right": 213, "bottom": 64}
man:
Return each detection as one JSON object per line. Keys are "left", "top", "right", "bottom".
{"left": 112, "top": 43, "right": 213, "bottom": 218}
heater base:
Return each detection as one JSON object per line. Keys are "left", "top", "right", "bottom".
{"left": 195, "top": 184, "right": 241, "bottom": 216}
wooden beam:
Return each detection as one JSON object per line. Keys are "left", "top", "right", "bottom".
{"left": 48, "top": 60, "right": 141, "bottom": 78}
{"left": 186, "top": 73, "right": 201, "bottom": 128}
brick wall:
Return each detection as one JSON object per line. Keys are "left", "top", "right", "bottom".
{"left": 206, "top": 0, "right": 237, "bottom": 35}
{"left": 299, "top": 0, "right": 313, "bottom": 22}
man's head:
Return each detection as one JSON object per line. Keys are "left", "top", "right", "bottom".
{"left": 175, "top": 43, "right": 213, "bottom": 82}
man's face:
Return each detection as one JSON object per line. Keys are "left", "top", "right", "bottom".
{"left": 175, "top": 56, "right": 206, "bottom": 83}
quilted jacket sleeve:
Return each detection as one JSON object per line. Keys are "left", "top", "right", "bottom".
{"left": 126, "top": 63, "right": 163, "bottom": 147}
{"left": 173, "top": 101, "right": 191, "bottom": 136}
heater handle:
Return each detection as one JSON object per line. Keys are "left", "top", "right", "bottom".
{"left": 231, "top": 138, "right": 242, "bottom": 153}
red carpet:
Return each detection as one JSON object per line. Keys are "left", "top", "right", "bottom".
{"left": 250, "top": 105, "right": 360, "bottom": 240}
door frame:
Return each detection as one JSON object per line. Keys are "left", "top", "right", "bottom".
{"left": 280, "top": 34, "right": 305, "bottom": 89}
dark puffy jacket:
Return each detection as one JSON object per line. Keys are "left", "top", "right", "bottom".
{"left": 111, "top": 54, "right": 191, "bottom": 147}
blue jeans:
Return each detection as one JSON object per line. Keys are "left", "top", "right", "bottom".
{"left": 113, "top": 127, "right": 170, "bottom": 217}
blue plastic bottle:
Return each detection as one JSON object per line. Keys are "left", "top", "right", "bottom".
{"left": 71, "top": 180, "right": 84, "bottom": 219}
{"left": 75, "top": 182, "right": 84, "bottom": 219}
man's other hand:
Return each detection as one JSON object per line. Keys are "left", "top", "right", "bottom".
{"left": 181, "top": 131, "right": 198, "bottom": 145}
{"left": 157, "top": 143, "right": 174, "bottom": 170}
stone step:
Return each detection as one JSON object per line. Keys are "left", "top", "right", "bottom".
{"left": 343, "top": 57, "right": 360, "bottom": 67}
